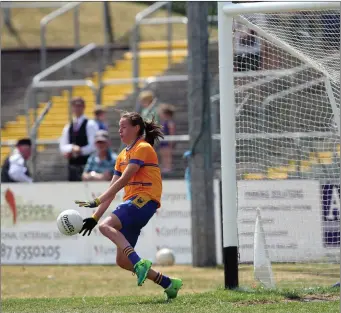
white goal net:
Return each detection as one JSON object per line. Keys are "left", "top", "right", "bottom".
{"left": 229, "top": 8, "right": 340, "bottom": 288}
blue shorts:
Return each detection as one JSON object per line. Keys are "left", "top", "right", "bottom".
{"left": 112, "top": 195, "right": 158, "bottom": 247}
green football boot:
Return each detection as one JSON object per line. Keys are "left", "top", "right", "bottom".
{"left": 133, "top": 259, "right": 152, "bottom": 286}
{"left": 164, "top": 278, "right": 183, "bottom": 300}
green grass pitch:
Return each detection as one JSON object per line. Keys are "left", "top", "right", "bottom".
{"left": 2, "top": 265, "right": 340, "bottom": 313}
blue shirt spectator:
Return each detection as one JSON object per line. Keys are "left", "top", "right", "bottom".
{"left": 94, "top": 105, "right": 109, "bottom": 131}
{"left": 82, "top": 130, "right": 117, "bottom": 181}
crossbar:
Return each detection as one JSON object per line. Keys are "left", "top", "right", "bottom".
{"left": 223, "top": 2, "right": 340, "bottom": 16}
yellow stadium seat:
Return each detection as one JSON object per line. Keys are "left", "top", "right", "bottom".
{"left": 243, "top": 173, "right": 265, "bottom": 180}
{"left": 268, "top": 172, "right": 288, "bottom": 180}
{"left": 287, "top": 160, "right": 297, "bottom": 172}
{"left": 139, "top": 40, "right": 188, "bottom": 50}
{"left": 309, "top": 152, "right": 319, "bottom": 164}
{"left": 300, "top": 160, "right": 311, "bottom": 172}
{"left": 318, "top": 151, "right": 333, "bottom": 164}
{"left": 1, "top": 41, "right": 188, "bottom": 155}
{"left": 123, "top": 50, "right": 188, "bottom": 60}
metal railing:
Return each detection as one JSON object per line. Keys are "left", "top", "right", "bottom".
{"left": 131, "top": 1, "right": 173, "bottom": 92}
{"left": 1, "top": 2, "right": 64, "bottom": 8}
{"left": 30, "top": 101, "right": 54, "bottom": 177}
{"left": 25, "top": 43, "right": 98, "bottom": 174}
{"left": 132, "top": 16, "right": 188, "bottom": 93}
{"left": 34, "top": 42, "right": 97, "bottom": 85}
{"left": 131, "top": 2, "right": 218, "bottom": 93}
{"left": 40, "top": 2, "right": 82, "bottom": 71}
{"left": 12, "top": 74, "right": 188, "bottom": 179}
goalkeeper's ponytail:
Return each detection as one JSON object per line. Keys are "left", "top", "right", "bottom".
{"left": 121, "top": 111, "right": 164, "bottom": 147}
{"left": 143, "top": 117, "right": 164, "bottom": 146}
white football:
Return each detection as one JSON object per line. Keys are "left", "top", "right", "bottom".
{"left": 56, "top": 209, "right": 83, "bottom": 236}
{"left": 156, "top": 248, "right": 175, "bottom": 266}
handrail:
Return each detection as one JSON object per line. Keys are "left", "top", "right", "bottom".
{"left": 26, "top": 73, "right": 186, "bottom": 140}
{"left": 2, "top": 131, "right": 338, "bottom": 148}
{"left": 132, "top": 1, "right": 172, "bottom": 92}
{"left": 40, "top": 2, "right": 82, "bottom": 71}
{"left": 102, "top": 74, "right": 188, "bottom": 112}
{"left": 29, "top": 101, "right": 54, "bottom": 177}
{"left": 29, "top": 101, "right": 54, "bottom": 139}
{"left": 135, "top": 2, "right": 169, "bottom": 22}
{"left": 34, "top": 79, "right": 96, "bottom": 89}
{"left": 34, "top": 43, "right": 97, "bottom": 84}
{"left": 101, "top": 74, "right": 188, "bottom": 86}
{"left": 3, "top": 73, "right": 190, "bottom": 179}
{"left": 140, "top": 16, "right": 188, "bottom": 25}
{"left": 1, "top": 2, "right": 64, "bottom": 8}
{"left": 132, "top": 17, "right": 188, "bottom": 93}
{"left": 26, "top": 43, "right": 97, "bottom": 141}
{"left": 132, "top": 8, "right": 218, "bottom": 93}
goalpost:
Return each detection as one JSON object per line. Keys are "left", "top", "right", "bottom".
{"left": 218, "top": 2, "right": 340, "bottom": 289}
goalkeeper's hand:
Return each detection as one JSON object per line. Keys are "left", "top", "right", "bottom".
{"left": 79, "top": 217, "right": 98, "bottom": 236}
{"left": 75, "top": 198, "right": 101, "bottom": 208}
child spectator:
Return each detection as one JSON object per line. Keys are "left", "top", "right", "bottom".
{"left": 94, "top": 105, "right": 109, "bottom": 131}
{"left": 139, "top": 90, "right": 160, "bottom": 124}
{"left": 158, "top": 103, "right": 176, "bottom": 174}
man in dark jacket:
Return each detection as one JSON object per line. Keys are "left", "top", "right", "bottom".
{"left": 59, "top": 97, "right": 99, "bottom": 181}
{"left": 1, "top": 138, "right": 33, "bottom": 183}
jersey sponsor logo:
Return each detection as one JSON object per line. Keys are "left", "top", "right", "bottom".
{"left": 131, "top": 195, "right": 150, "bottom": 208}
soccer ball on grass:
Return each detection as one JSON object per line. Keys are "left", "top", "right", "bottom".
{"left": 155, "top": 248, "right": 175, "bottom": 266}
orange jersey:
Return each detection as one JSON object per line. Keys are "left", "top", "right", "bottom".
{"left": 114, "top": 138, "right": 162, "bottom": 207}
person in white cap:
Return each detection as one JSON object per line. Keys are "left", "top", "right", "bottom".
{"left": 82, "top": 130, "right": 117, "bottom": 182}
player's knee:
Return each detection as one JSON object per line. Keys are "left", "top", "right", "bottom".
{"left": 98, "top": 222, "right": 113, "bottom": 237}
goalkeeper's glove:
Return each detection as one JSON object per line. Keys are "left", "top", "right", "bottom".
{"left": 75, "top": 198, "right": 101, "bottom": 208}
{"left": 79, "top": 216, "right": 98, "bottom": 236}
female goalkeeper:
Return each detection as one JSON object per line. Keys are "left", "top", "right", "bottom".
{"left": 75, "top": 111, "right": 182, "bottom": 300}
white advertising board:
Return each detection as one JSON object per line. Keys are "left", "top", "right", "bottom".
{"left": 237, "top": 180, "right": 325, "bottom": 263}
{"left": 2, "top": 179, "right": 335, "bottom": 265}
{"left": 1, "top": 180, "right": 193, "bottom": 265}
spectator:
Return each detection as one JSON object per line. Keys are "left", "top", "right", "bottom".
{"left": 94, "top": 105, "right": 109, "bottom": 131}
{"left": 233, "top": 21, "right": 262, "bottom": 71}
{"left": 59, "top": 97, "right": 99, "bottom": 182}
{"left": 183, "top": 150, "right": 192, "bottom": 201}
{"left": 321, "top": 13, "right": 340, "bottom": 48}
{"left": 82, "top": 130, "right": 117, "bottom": 181}
{"left": 158, "top": 103, "right": 176, "bottom": 173}
{"left": 139, "top": 90, "right": 160, "bottom": 124}
{"left": 1, "top": 138, "right": 33, "bottom": 183}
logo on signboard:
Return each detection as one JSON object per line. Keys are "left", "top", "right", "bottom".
{"left": 1, "top": 188, "right": 59, "bottom": 225}
{"left": 4, "top": 189, "right": 17, "bottom": 224}
{"left": 322, "top": 184, "right": 340, "bottom": 247}
{"left": 155, "top": 227, "right": 190, "bottom": 237}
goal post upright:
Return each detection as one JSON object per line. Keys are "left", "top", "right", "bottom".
{"left": 218, "top": 1, "right": 340, "bottom": 290}
{"left": 218, "top": 1, "right": 239, "bottom": 290}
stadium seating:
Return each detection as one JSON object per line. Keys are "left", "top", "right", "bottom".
{"left": 1, "top": 40, "right": 188, "bottom": 164}
{"left": 244, "top": 146, "right": 339, "bottom": 180}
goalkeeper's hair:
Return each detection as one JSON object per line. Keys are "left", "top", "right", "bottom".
{"left": 120, "top": 111, "right": 164, "bottom": 146}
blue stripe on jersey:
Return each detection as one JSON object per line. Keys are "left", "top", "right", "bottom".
{"left": 114, "top": 170, "right": 122, "bottom": 176}
{"left": 142, "top": 163, "right": 159, "bottom": 168}
{"left": 127, "top": 182, "right": 152, "bottom": 186}
{"left": 129, "top": 159, "right": 144, "bottom": 166}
